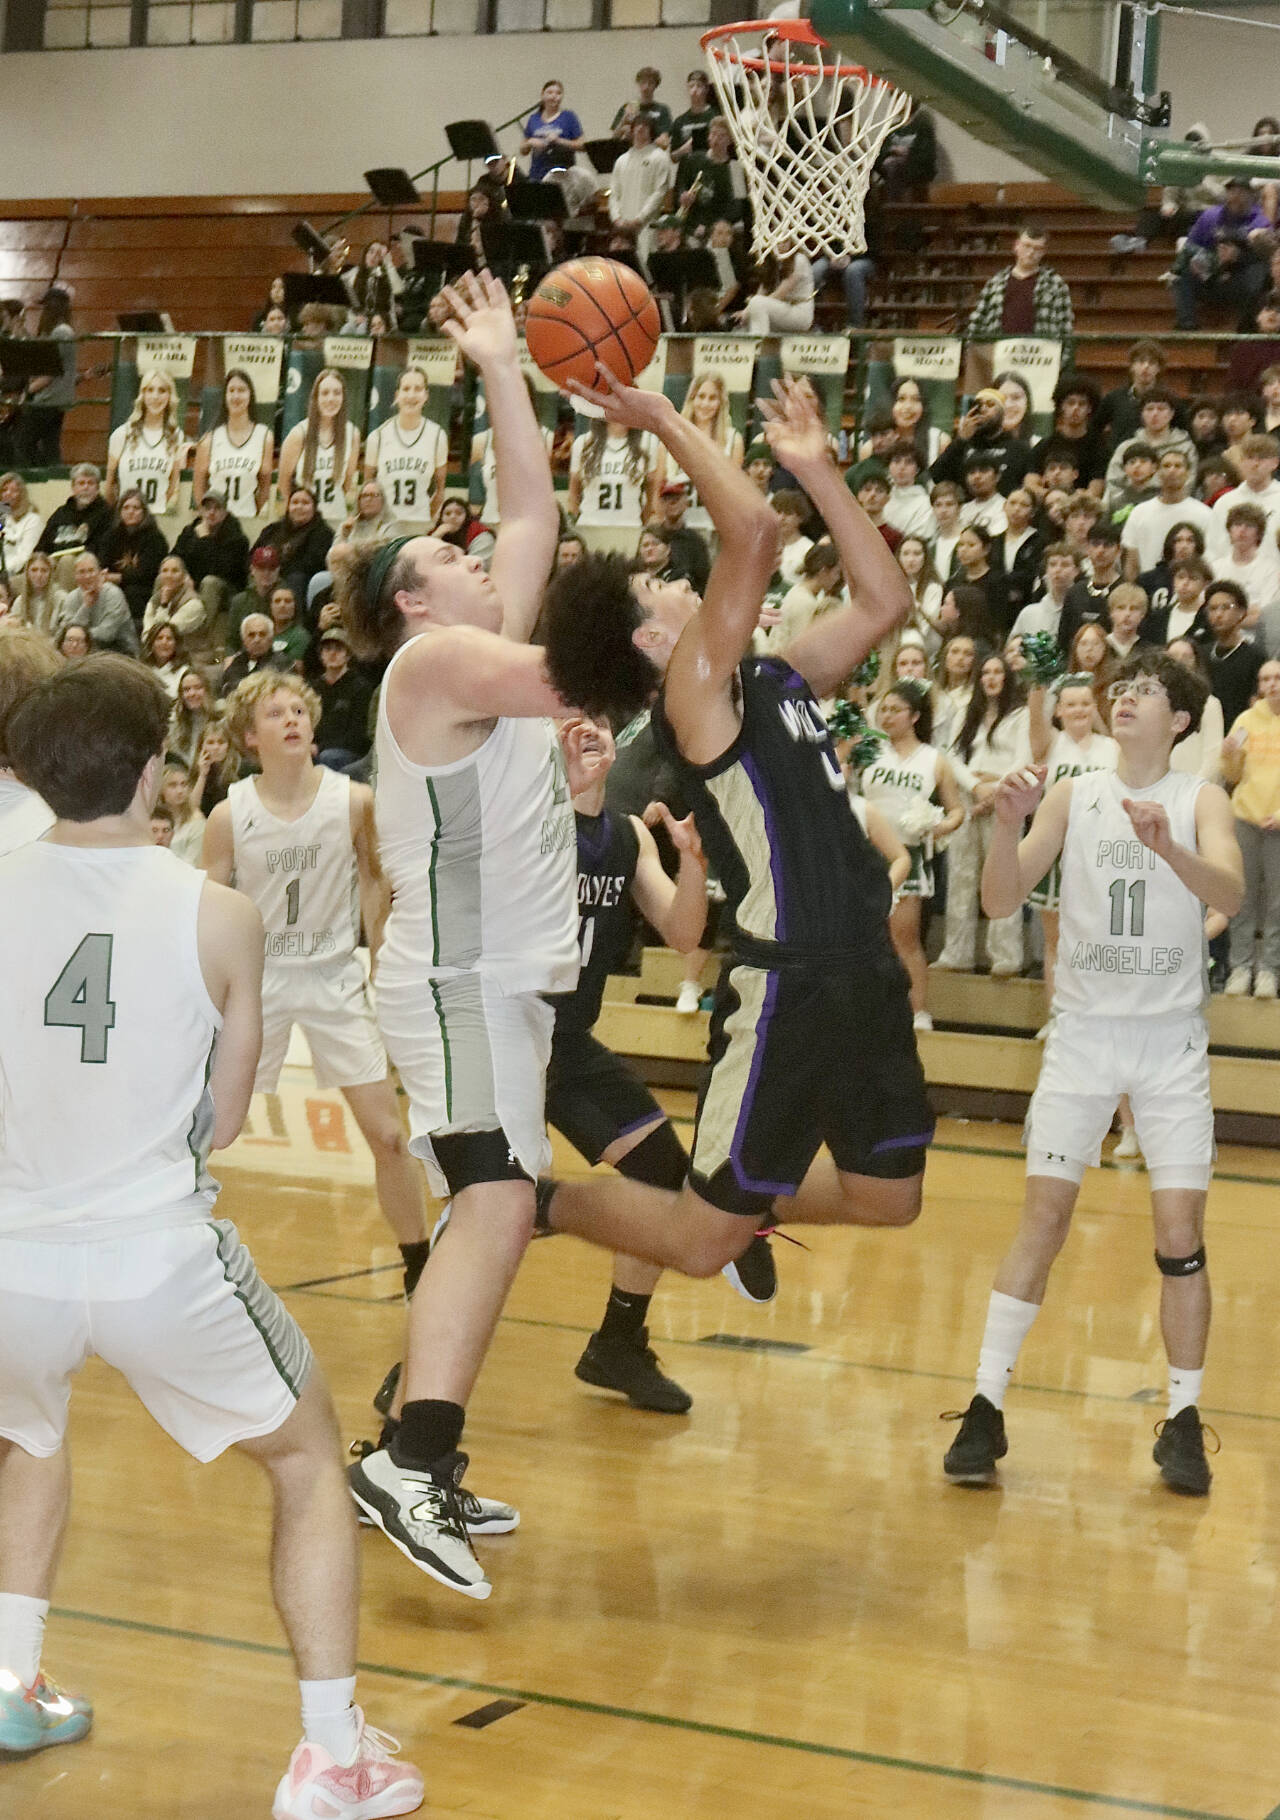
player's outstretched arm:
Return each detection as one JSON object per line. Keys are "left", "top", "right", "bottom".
{"left": 441, "top": 272, "right": 558, "bottom": 644}
{"left": 630, "top": 803, "right": 708, "bottom": 953}
{"left": 197, "top": 881, "right": 264, "bottom": 1152}
{"left": 351, "top": 783, "right": 392, "bottom": 962}
{"left": 982, "top": 769, "right": 1069, "bottom": 918}
{"left": 1123, "top": 783, "right": 1244, "bottom": 918}
{"left": 201, "top": 799, "right": 235, "bottom": 885}
{"left": 763, "top": 379, "right": 912, "bottom": 698}
{"left": 568, "top": 363, "right": 778, "bottom": 698}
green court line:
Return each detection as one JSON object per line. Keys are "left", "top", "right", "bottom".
{"left": 48, "top": 1604, "right": 1241, "bottom": 1820}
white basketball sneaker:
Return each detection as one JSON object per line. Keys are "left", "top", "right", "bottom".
{"left": 348, "top": 1446, "right": 491, "bottom": 1599}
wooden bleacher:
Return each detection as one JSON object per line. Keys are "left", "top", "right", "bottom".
{"left": 598, "top": 948, "right": 1280, "bottom": 1142}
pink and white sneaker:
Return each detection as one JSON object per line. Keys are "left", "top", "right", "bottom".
{"left": 272, "top": 1712, "right": 424, "bottom": 1819}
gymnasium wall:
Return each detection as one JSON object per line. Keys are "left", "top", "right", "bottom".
{"left": 0, "top": 7, "right": 1278, "bottom": 202}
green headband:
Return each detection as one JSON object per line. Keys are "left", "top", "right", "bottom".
{"left": 366, "top": 536, "right": 414, "bottom": 609}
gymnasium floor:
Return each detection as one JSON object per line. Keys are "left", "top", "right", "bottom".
{"left": 8, "top": 1077, "right": 1280, "bottom": 1820}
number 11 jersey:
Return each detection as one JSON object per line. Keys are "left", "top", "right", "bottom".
{"left": 228, "top": 768, "right": 359, "bottom": 969}
{"left": 1055, "top": 767, "right": 1208, "bottom": 1019}
{"left": 0, "top": 843, "right": 220, "bottom": 1234}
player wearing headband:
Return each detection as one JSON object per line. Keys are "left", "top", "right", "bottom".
{"left": 333, "top": 274, "right": 575, "bottom": 1602}
{"left": 943, "top": 650, "right": 1242, "bottom": 1495}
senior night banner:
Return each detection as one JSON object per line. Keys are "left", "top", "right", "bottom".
{"left": 109, "top": 335, "right": 198, "bottom": 434}
{"left": 861, "top": 336, "right": 962, "bottom": 455}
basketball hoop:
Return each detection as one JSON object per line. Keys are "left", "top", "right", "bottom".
{"left": 701, "top": 18, "right": 911, "bottom": 262}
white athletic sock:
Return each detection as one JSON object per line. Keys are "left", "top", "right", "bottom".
{"left": 1168, "top": 1368, "right": 1204, "bottom": 1420}
{"left": 0, "top": 1593, "right": 48, "bottom": 1688}
{"left": 974, "top": 1291, "right": 1041, "bottom": 1411}
{"left": 300, "top": 1676, "right": 360, "bottom": 1764}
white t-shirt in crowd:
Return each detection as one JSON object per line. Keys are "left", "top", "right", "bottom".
{"left": 1121, "top": 495, "right": 1214, "bottom": 574}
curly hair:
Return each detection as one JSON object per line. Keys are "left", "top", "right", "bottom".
{"left": 1113, "top": 647, "right": 1207, "bottom": 744}
{"left": 331, "top": 536, "right": 423, "bottom": 660}
{"left": 224, "top": 669, "right": 322, "bottom": 755}
{"left": 540, "top": 552, "right": 659, "bottom": 725}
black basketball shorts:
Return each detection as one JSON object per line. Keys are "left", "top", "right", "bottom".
{"left": 689, "top": 948, "right": 934, "bottom": 1218}
{"left": 545, "top": 1026, "right": 666, "bottom": 1166}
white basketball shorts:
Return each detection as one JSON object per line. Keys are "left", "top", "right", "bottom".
{"left": 376, "top": 971, "right": 554, "bottom": 1198}
{"left": 0, "top": 1219, "right": 312, "bottom": 1461}
{"left": 1025, "top": 1012, "right": 1215, "bottom": 1191}
{"left": 256, "top": 958, "right": 387, "bottom": 1095}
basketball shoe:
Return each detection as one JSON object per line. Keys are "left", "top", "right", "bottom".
{"left": 348, "top": 1446, "right": 491, "bottom": 1597}
{"left": 1153, "top": 1406, "right": 1216, "bottom": 1495}
{"left": 942, "top": 1395, "right": 1007, "bottom": 1483}
{"left": 575, "top": 1327, "right": 692, "bottom": 1413}
{"left": 0, "top": 1670, "right": 91, "bottom": 1755}
{"left": 349, "top": 1438, "right": 519, "bottom": 1535}
{"left": 273, "top": 1712, "right": 424, "bottom": 1819}
{"left": 722, "top": 1229, "right": 778, "bottom": 1303}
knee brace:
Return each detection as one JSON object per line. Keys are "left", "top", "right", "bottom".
{"left": 616, "top": 1121, "right": 689, "bottom": 1193}
{"left": 1155, "top": 1245, "right": 1207, "bottom": 1277}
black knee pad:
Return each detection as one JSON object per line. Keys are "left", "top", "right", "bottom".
{"left": 432, "top": 1129, "right": 532, "bottom": 1197}
{"left": 1155, "top": 1245, "right": 1207, "bottom": 1277}
{"left": 616, "top": 1121, "right": 689, "bottom": 1193}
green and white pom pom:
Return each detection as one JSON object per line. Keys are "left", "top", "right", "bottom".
{"left": 849, "top": 647, "right": 881, "bottom": 690}
{"left": 1020, "top": 631, "right": 1065, "bottom": 687}
{"left": 826, "top": 699, "right": 886, "bottom": 770}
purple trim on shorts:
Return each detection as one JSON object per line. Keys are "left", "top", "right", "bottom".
{"left": 869, "top": 1130, "right": 935, "bottom": 1155}
{"left": 728, "top": 968, "right": 794, "bottom": 1196}
{"left": 614, "top": 1110, "right": 662, "bottom": 1142}
{"left": 740, "top": 750, "right": 788, "bottom": 943}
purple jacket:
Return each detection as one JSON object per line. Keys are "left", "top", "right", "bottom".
{"left": 1187, "top": 199, "right": 1270, "bottom": 250}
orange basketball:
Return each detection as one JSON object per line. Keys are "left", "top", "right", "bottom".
{"left": 525, "top": 258, "right": 661, "bottom": 394}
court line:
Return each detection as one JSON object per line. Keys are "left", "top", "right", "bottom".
{"left": 49, "top": 1604, "right": 1241, "bottom": 1820}
{"left": 286, "top": 1285, "right": 1280, "bottom": 1429}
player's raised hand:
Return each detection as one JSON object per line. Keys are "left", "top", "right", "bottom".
{"left": 643, "top": 800, "right": 705, "bottom": 864}
{"left": 759, "top": 376, "right": 830, "bottom": 474}
{"left": 992, "top": 764, "right": 1047, "bottom": 826}
{"left": 1122, "top": 796, "right": 1174, "bottom": 858}
{"left": 440, "top": 270, "right": 518, "bottom": 369}
{"left": 558, "top": 714, "right": 614, "bottom": 797}
{"left": 566, "top": 361, "right": 671, "bottom": 434}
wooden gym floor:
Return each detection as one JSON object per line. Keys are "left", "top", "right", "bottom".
{"left": 8, "top": 1075, "right": 1280, "bottom": 1820}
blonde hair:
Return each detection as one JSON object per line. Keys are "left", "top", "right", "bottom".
{"left": 0, "top": 623, "right": 61, "bottom": 765}
{"left": 682, "top": 372, "right": 731, "bottom": 447}
{"left": 300, "top": 367, "right": 351, "bottom": 494}
{"left": 124, "top": 369, "right": 182, "bottom": 453}
{"left": 0, "top": 471, "right": 34, "bottom": 517}
{"left": 160, "top": 762, "right": 197, "bottom": 827}
{"left": 225, "top": 669, "right": 321, "bottom": 755}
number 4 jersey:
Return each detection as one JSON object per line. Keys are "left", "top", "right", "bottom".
{"left": 1054, "top": 767, "right": 1208, "bottom": 1019}
{"left": 0, "top": 844, "right": 220, "bottom": 1234}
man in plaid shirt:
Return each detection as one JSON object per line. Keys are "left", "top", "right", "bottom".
{"left": 965, "top": 224, "right": 1075, "bottom": 359}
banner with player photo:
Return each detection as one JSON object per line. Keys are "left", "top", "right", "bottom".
{"left": 964, "top": 337, "right": 1063, "bottom": 437}
{"left": 197, "top": 336, "right": 284, "bottom": 433}
{"left": 366, "top": 337, "right": 457, "bottom": 438}
{"left": 280, "top": 336, "right": 373, "bottom": 441}
{"left": 109, "top": 334, "right": 199, "bottom": 433}
{"left": 860, "top": 335, "right": 962, "bottom": 455}
{"left": 469, "top": 354, "right": 563, "bottom": 522}
{"left": 749, "top": 334, "right": 851, "bottom": 442}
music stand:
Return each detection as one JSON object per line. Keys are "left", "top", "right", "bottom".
{"left": 0, "top": 339, "right": 65, "bottom": 384}
{"left": 646, "top": 248, "right": 721, "bottom": 330}
{"left": 508, "top": 182, "right": 567, "bottom": 224}
{"left": 584, "top": 138, "right": 626, "bottom": 176}
{"left": 117, "top": 311, "right": 169, "bottom": 333}
{"left": 445, "top": 121, "right": 502, "bottom": 163}
{"left": 484, "top": 221, "right": 550, "bottom": 284}
{"left": 291, "top": 221, "right": 334, "bottom": 266}
{"left": 411, "top": 242, "right": 471, "bottom": 283}
{"left": 283, "top": 273, "right": 351, "bottom": 317}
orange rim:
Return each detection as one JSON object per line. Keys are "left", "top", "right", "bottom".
{"left": 701, "top": 22, "right": 896, "bottom": 92}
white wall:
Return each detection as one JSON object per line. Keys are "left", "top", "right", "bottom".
{"left": 1, "top": 6, "right": 1277, "bottom": 202}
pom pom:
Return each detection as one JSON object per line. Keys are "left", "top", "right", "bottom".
{"left": 849, "top": 647, "right": 881, "bottom": 690}
{"left": 826, "top": 699, "right": 886, "bottom": 771}
{"left": 1020, "top": 631, "right": 1065, "bottom": 687}
{"left": 896, "top": 797, "right": 944, "bottom": 844}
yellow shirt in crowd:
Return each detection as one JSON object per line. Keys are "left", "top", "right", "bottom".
{"left": 1228, "top": 700, "right": 1280, "bottom": 826}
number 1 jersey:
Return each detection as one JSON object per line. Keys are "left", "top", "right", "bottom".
{"left": 1055, "top": 767, "right": 1208, "bottom": 1019}
{"left": 228, "top": 768, "right": 359, "bottom": 969}
{"left": 0, "top": 844, "right": 220, "bottom": 1234}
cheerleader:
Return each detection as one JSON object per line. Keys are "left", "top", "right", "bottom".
{"left": 277, "top": 368, "right": 361, "bottom": 528}
{"left": 191, "top": 369, "right": 273, "bottom": 516}
{"left": 860, "top": 677, "right": 965, "bottom": 1028}
{"left": 105, "top": 370, "right": 186, "bottom": 515}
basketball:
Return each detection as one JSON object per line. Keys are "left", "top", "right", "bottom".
{"left": 525, "top": 257, "right": 661, "bottom": 393}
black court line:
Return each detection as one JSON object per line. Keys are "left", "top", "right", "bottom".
{"left": 453, "top": 1698, "right": 525, "bottom": 1728}
{"left": 280, "top": 1263, "right": 402, "bottom": 1292}
{"left": 48, "top": 1605, "right": 1242, "bottom": 1820}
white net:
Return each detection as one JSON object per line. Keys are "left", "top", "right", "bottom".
{"left": 703, "top": 24, "right": 912, "bottom": 261}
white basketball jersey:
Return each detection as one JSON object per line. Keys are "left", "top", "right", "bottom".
{"left": 300, "top": 425, "right": 360, "bottom": 525}
{"left": 208, "top": 422, "right": 269, "bottom": 513}
{"left": 666, "top": 421, "right": 737, "bottom": 529}
{"left": 1044, "top": 729, "right": 1118, "bottom": 788}
{"left": 374, "top": 417, "right": 447, "bottom": 520}
{"left": 0, "top": 844, "right": 220, "bottom": 1235}
{"left": 474, "top": 425, "right": 554, "bottom": 525}
{"left": 109, "top": 424, "right": 177, "bottom": 512}
{"left": 0, "top": 775, "right": 53, "bottom": 858}
{"left": 860, "top": 742, "right": 940, "bottom": 841}
{"left": 374, "top": 636, "right": 578, "bottom": 996}
{"left": 1055, "top": 767, "right": 1208, "bottom": 1019}
{"left": 228, "top": 767, "right": 359, "bottom": 970}
{"left": 572, "top": 432, "right": 652, "bottom": 528}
